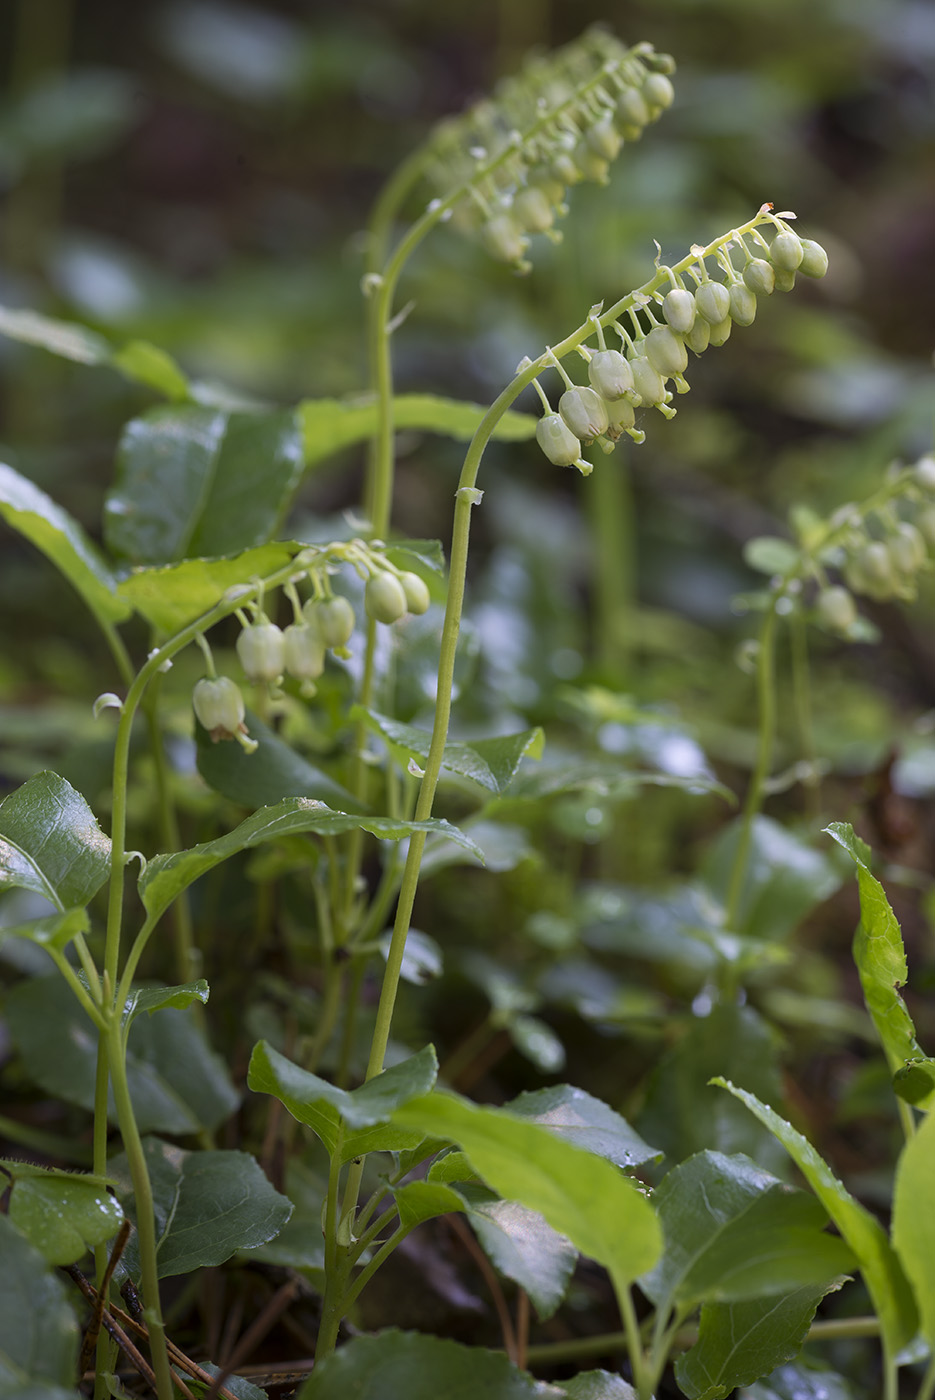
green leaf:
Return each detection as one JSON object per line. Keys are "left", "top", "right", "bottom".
{"left": 464, "top": 1190, "right": 577, "bottom": 1320}
{"left": 641, "top": 1151, "right": 854, "bottom": 1313}
{"left": 110, "top": 340, "right": 189, "bottom": 399}
{"left": 506, "top": 1014, "right": 565, "bottom": 1073}
{"left": 0, "top": 303, "right": 110, "bottom": 364}
{"left": 0, "top": 1214, "right": 79, "bottom": 1395}
{"left": 105, "top": 405, "right": 305, "bottom": 563}
{"left": 0, "top": 1160, "right": 123, "bottom": 1265}
{"left": 703, "top": 816, "right": 842, "bottom": 940}
{"left": 378, "top": 927, "right": 443, "bottom": 985}
{"left": 121, "top": 980, "right": 210, "bottom": 1026}
{"left": 355, "top": 708, "right": 544, "bottom": 794}
{"left": 0, "top": 907, "right": 89, "bottom": 955}
{"left": 5, "top": 975, "right": 238, "bottom": 1134}
{"left": 892, "top": 1097, "right": 935, "bottom": 1345}
{"left": 298, "top": 393, "right": 537, "bottom": 469}
{"left": 0, "top": 461, "right": 130, "bottom": 627}
{"left": 240, "top": 1158, "right": 326, "bottom": 1272}
{"left": 825, "top": 821, "right": 934, "bottom": 1105}
{"left": 554, "top": 1375, "right": 637, "bottom": 1400}
{"left": 392, "top": 1180, "right": 467, "bottom": 1233}
{"left": 743, "top": 537, "right": 801, "bottom": 577}
{"left": 247, "top": 1040, "right": 438, "bottom": 1164}
{"left": 0, "top": 771, "right": 111, "bottom": 910}
{"left": 116, "top": 542, "right": 300, "bottom": 633}
{"left": 638, "top": 1005, "right": 789, "bottom": 1175}
{"left": 141, "top": 796, "right": 481, "bottom": 924}
{"left": 298, "top": 1330, "right": 551, "bottom": 1400}
{"left": 674, "top": 1283, "right": 836, "bottom": 1400}
{"left": 195, "top": 710, "right": 365, "bottom": 813}
{"left": 505, "top": 1084, "right": 661, "bottom": 1170}
{"left": 712, "top": 1078, "right": 917, "bottom": 1356}
{"left": 740, "top": 1357, "right": 857, "bottom": 1399}
{"left": 392, "top": 1092, "right": 662, "bottom": 1288}
{"left": 109, "top": 1137, "right": 292, "bottom": 1280}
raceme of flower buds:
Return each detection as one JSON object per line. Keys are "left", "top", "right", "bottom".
{"left": 423, "top": 28, "right": 677, "bottom": 273}
{"left": 530, "top": 210, "right": 828, "bottom": 473}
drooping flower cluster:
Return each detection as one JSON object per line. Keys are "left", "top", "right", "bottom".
{"left": 191, "top": 542, "right": 433, "bottom": 749}
{"left": 815, "top": 454, "right": 935, "bottom": 629}
{"left": 533, "top": 210, "right": 829, "bottom": 474}
{"left": 423, "top": 28, "right": 676, "bottom": 272}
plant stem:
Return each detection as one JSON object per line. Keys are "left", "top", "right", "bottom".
{"left": 724, "top": 596, "right": 779, "bottom": 942}
{"left": 142, "top": 677, "right": 198, "bottom": 985}
{"left": 615, "top": 1280, "right": 652, "bottom": 1400}
{"left": 106, "top": 1020, "right": 174, "bottom": 1400}
{"left": 789, "top": 609, "right": 821, "bottom": 821}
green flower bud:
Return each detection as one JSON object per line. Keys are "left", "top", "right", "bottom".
{"left": 616, "top": 86, "right": 650, "bottom": 130}
{"left": 694, "top": 281, "right": 731, "bottom": 324}
{"left": 537, "top": 412, "right": 583, "bottom": 467}
{"left": 283, "top": 623, "right": 325, "bottom": 682}
{"left": 662, "top": 288, "right": 696, "bottom": 333}
{"left": 729, "top": 282, "right": 757, "bottom": 327}
{"left": 816, "top": 586, "right": 857, "bottom": 633}
{"left": 236, "top": 620, "right": 285, "bottom": 683}
{"left": 193, "top": 676, "right": 256, "bottom": 751}
{"left": 513, "top": 186, "right": 555, "bottom": 234}
{"left": 847, "top": 540, "right": 895, "bottom": 598}
{"left": 559, "top": 386, "right": 609, "bottom": 441}
{"left": 573, "top": 139, "right": 609, "bottom": 183}
{"left": 743, "top": 258, "right": 775, "bottom": 295}
{"left": 551, "top": 152, "right": 580, "bottom": 186}
{"left": 684, "top": 316, "right": 711, "bottom": 356}
{"left": 707, "top": 317, "right": 732, "bottom": 347}
{"left": 772, "top": 266, "right": 797, "bottom": 292}
{"left": 528, "top": 165, "right": 566, "bottom": 204}
{"left": 398, "top": 571, "right": 431, "bottom": 615}
{"left": 642, "top": 72, "right": 675, "bottom": 112}
{"left": 629, "top": 355, "right": 666, "bottom": 407}
{"left": 798, "top": 238, "right": 829, "bottom": 278}
{"left": 480, "top": 213, "right": 528, "bottom": 265}
{"left": 770, "top": 230, "right": 804, "bottom": 271}
{"left": 587, "top": 349, "right": 634, "bottom": 400}
{"left": 309, "top": 595, "right": 356, "bottom": 649}
{"left": 365, "top": 571, "right": 408, "bottom": 624}
{"left": 645, "top": 325, "right": 688, "bottom": 377}
{"left": 913, "top": 455, "right": 935, "bottom": 492}
{"left": 888, "top": 521, "right": 927, "bottom": 576}
{"left": 585, "top": 116, "right": 622, "bottom": 162}
{"left": 604, "top": 394, "right": 636, "bottom": 440}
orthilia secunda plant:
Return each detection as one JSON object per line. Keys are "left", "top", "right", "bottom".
{"left": 418, "top": 27, "right": 676, "bottom": 273}
{"left": 525, "top": 206, "right": 828, "bottom": 474}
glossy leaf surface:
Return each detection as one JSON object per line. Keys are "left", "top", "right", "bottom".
{"left": 0, "top": 771, "right": 111, "bottom": 910}
{"left": 110, "top": 1137, "right": 292, "bottom": 1279}
{"left": 392, "top": 1092, "right": 662, "bottom": 1286}
{"left": 675, "top": 1283, "right": 836, "bottom": 1400}
{"left": 0, "top": 1160, "right": 123, "bottom": 1266}
{"left": 641, "top": 1151, "right": 854, "bottom": 1311}
{"left": 355, "top": 708, "right": 544, "bottom": 794}
{"left": 105, "top": 404, "right": 305, "bottom": 562}
{"left": 141, "top": 797, "right": 481, "bottom": 923}
{"left": 0, "top": 1215, "right": 79, "bottom": 1396}
{"left": 6, "top": 975, "right": 238, "bottom": 1134}
{"left": 116, "top": 541, "right": 299, "bottom": 633}
{"left": 892, "top": 1097, "right": 935, "bottom": 1344}
{"left": 248, "top": 1041, "right": 438, "bottom": 1163}
{"left": 0, "top": 461, "right": 130, "bottom": 624}
{"left": 826, "top": 821, "right": 935, "bottom": 1106}
{"left": 713, "top": 1078, "right": 917, "bottom": 1356}
{"left": 505, "top": 1084, "right": 660, "bottom": 1169}
{"left": 298, "top": 393, "right": 537, "bottom": 469}
{"left": 298, "top": 1330, "right": 553, "bottom": 1400}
